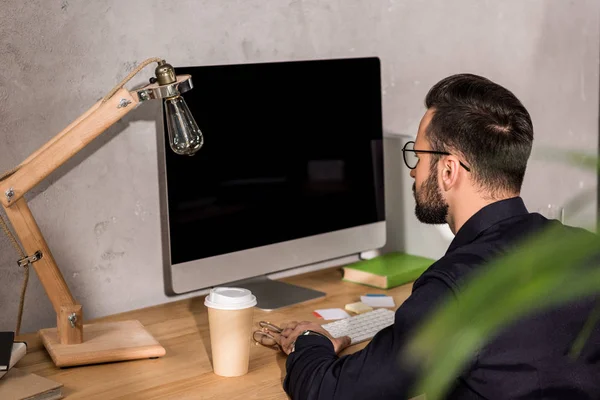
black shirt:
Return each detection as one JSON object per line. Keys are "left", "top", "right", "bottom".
{"left": 283, "top": 197, "right": 600, "bottom": 399}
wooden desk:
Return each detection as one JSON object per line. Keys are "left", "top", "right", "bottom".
{"left": 15, "top": 267, "right": 413, "bottom": 399}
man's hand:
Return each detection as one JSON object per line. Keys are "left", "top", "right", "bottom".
{"left": 266, "top": 320, "right": 351, "bottom": 356}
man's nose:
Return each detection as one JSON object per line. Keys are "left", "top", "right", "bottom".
{"left": 410, "top": 168, "right": 416, "bottom": 179}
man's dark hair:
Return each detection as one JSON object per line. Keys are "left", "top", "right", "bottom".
{"left": 425, "top": 73, "right": 534, "bottom": 196}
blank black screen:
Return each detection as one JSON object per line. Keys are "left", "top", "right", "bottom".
{"left": 164, "top": 57, "right": 385, "bottom": 265}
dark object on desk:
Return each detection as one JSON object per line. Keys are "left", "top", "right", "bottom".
{"left": 0, "top": 332, "right": 15, "bottom": 371}
{"left": 0, "top": 367, "right": 63, "bottom": 400}
{"left": 342, "top": 252, "right": 434, "bottom": 289}
{"left": 0, "top": 342, "right": 28, "bottom": 380}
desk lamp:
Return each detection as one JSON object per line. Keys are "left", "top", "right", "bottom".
{"left": 0, "top": 57, "right": 203, "bottom": 367}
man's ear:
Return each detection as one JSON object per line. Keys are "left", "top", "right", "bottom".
{"left": 440, "top": 157, "right": 460, "bottom": 191}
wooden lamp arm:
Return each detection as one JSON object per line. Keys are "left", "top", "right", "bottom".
{"left": 0, "top": 88, "right": 139, "bottom": 208}
{"left": 0, "top": 88, "right": 139, "bottom": 344}
{"left": 3, "top": 198, "right": 76, "bottom": 312}
{"left": 20, "top": 99, "right": 103, "bottom": 166}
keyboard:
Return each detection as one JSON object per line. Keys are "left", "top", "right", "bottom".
{"left": 321, "top": 308, "right": 395, "bottom": 345}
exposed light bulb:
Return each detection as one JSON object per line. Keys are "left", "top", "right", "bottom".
{"left": 164, "top": 95, "right": 204, "bottom": 156}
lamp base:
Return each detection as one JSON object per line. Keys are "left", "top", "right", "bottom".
{"left": 39, "top": 320, "right": 166, "bottom": 368}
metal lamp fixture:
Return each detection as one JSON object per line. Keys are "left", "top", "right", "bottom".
{"left": 139, "top": 60, "right": 204, "bottom": 155}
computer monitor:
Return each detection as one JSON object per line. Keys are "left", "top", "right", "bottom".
{"left": 159, "top": 56, "right": 386, "bottom": 309}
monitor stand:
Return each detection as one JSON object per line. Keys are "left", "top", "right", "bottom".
{"left": 229, "top": 275, "right": 326, "bottom": 311}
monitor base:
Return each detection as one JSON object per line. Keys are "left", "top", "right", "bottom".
{"left": 229, "top": 275, "right": 326, "bottom": 311}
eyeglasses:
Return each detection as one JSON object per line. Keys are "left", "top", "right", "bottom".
{"left": 401, "top": 141, "right": 471, "bottom": 172}
{"left": 252, "top": 321, "right": 283, "bottom": 352}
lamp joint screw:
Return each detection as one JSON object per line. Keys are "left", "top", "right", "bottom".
{"left": 68, "top": 313, "right": 77, "bottom": 328}
{"left": 5, "top": 187, "right": 14, "bottom": 202}
{"left": 17, "top": 250, "right": 43, "bottom": 268}
{"left": 117, "top": 98, "right": 132, "bottom": 108}
{"left": 139, "top": 91, "right": 149, "bottom": 101}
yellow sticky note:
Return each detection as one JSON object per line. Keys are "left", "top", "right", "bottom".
{"left": 344, "top": 302, "right": 373, "bottom": 314}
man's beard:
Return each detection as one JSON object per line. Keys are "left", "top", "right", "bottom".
{"left": 413, "top": 172, "right": 448, "bottom": 224}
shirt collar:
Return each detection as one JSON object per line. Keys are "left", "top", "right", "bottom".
{"left": 446, "top": 196, "right": 529, "bottom": 254}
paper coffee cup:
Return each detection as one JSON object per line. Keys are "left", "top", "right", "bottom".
{"left": 205, "top": 287, "right": 257, "bottom": 377}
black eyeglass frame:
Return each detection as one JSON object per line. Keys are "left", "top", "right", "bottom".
{"left": 401, "top": 141, "right": 471, "bottom": 172}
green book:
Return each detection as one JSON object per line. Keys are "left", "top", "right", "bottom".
{"left": 342, "top": 252, "right": 435, "bottom": 289}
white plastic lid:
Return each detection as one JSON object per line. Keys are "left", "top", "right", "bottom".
{"left": 204, "top": 287, "right": 257, "bottom": 310}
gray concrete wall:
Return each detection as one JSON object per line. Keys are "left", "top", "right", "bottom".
{"left": 1, "top": 0, "right": 598, "bottom": 333}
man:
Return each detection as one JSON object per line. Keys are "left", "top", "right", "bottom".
{"left": 267, "top": 74, "right": 600, "bottom": 399}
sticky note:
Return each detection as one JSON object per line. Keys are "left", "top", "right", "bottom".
{"left": 360, "top": 295, "right": 395, "bottom": 308}
{"left": 313, "top": 308, "right": 351, "bottom": 320}
{"left": 345, "top": 302, "right": 373, "bottom": 314}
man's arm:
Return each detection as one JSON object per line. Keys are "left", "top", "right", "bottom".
{"left": 282, "top": 277, "right": 453, "bottom": 400}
